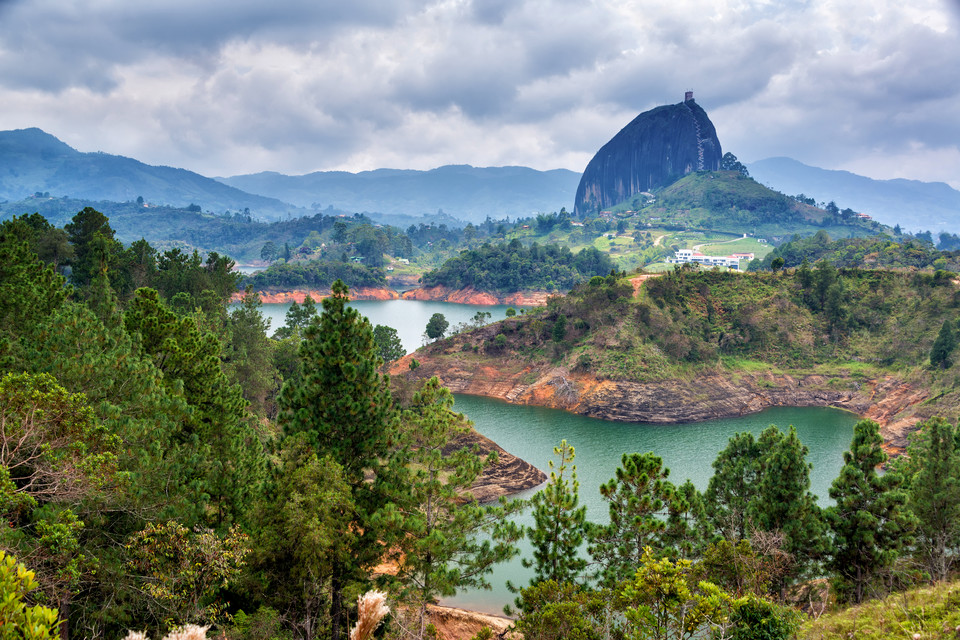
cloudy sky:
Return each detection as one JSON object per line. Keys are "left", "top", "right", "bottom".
{"left": 1, "top": 0, "right": 958, "bottom": 187}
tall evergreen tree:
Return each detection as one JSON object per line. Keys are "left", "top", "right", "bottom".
{"left": 522, "top": 440, "right": 587, "bottom": 586}
{"left": 277, "top": 279, "right": 398, "bottom": 640}
{"left": 704, "top": 432, "right": 761, "bottom": 542}
{"left": 0, "top": 224, "right": 68, "bottom": 366}
{"left": 903, "top": 417, "right": 960, "bottom": 582}
{"left": 253, "top": 434, "right": 355, "bottom": 640}
{"left": 124, "top": 288, "right": 264, "bottom": 529}
{"left": 750, "top": 426, "right": 826, "bottom": 593}
{"left": 825, "top": 419, "right": 915, "bottom": 603}
{"left": 224, "top": 287, "right": 279, "bottom": 416}
{"left": 64, "top": 207, "right": 121, "bottom": 288}
{"left": 391, "top": 377, "right": 522, "bottom": 639}
{"left": 588, "top": 452, "right": 674, "bottom": 585}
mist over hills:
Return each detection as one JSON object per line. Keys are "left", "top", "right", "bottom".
{"left": 0, "top": 128, "right": 580, "bottom": 224}
{"left": 748, "top": 157, "right": 960, "bottom": 234}
{"left": 3, "top": 127, "right": 958, "bottom": 235}
{"left": 217, "top": 165, "right": 582, "bottom": 224}
{"left": 0, "top": 128, "right": 299, "bottom": 219}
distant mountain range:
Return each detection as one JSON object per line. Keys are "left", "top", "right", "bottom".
{"left": 217, "top": 165, "right": 581, "bottom": 223}
{"left": 748, "top": 157, "right": 960, "bottom": 234}
{"left": 0, "top": 128, "right": 298, "bottom": 219}
{"left": 0, "top": 128, "right": 580, "bottom": 224}
{"left": 2, "top": 127, "right": 958, "bottom": 232}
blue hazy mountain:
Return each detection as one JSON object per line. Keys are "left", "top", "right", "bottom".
{"left": 0, "top": 128, "right": 299, "bottom": 219}
{"left": 217, "top": 165, "right": 582, "bottom": 223}
{"left": 748, "top": 157, "right": 960, "bottom": 234}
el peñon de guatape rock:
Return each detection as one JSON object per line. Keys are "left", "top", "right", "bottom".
{"left": 574, "top": 92, "right": 722, "bottom": 216}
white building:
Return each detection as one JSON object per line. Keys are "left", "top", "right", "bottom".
{"left": 671, "top": 249, "right": 741, "bottom": 269}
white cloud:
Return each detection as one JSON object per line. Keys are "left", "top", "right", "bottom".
{"left": 0, "top": 0, "right": 956, "bottom": 188}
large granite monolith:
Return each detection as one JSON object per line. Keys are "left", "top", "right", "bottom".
{"left": 574, "top": 95, "right": 722, "bottom": 215}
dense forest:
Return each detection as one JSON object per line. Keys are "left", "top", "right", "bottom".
{"left": 244, "top": 259, "right": 387, "bottom": 291}
{"left": 420, "top": 240, "right": 615, "bottom": 292}
{"left": 6, "top": 206, "right": 960, "bottom": 640}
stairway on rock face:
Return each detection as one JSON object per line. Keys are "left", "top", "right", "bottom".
{"left": 683, "top": 102, "right": 706, "bottom": 171}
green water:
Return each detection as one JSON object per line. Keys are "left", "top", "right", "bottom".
{"left": 443, "top": 395, "right": 857, "bottom": 614}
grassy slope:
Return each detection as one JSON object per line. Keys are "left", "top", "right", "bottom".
{"left": 802, "top": 580, "right": 960, "bottom": 639}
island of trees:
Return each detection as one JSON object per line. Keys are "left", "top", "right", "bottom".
{"left": 419, "top": 240, "right": 615, "bottom": 292}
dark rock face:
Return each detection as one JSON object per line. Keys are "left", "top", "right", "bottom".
{"left": 574, "top": 99, "right": 722, "bottom": 215}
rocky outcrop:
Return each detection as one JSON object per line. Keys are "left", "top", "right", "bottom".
{"left": 426, "top": 605, "right": 518, "bottom": 640}
{"left": 455, "top": 429, "right": 547, "bottom": 502}
{"left": 230, "top": 286, "right": 399, "bottom": 303}
{"left": 392, "top": 355, "right": 930, "bottom": 455}
{"left": 401, "top": 285, "right": 550, "bottom": 307}
{"left": 574, "top": 96, "right": 722, "bottom": 216}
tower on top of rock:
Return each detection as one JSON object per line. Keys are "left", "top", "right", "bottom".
{"left": 684, "top": 90, "right": 694, "bottom": 102}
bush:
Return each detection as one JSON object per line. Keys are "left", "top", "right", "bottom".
{"left": 0, "top": 551, "right": 60, "bottom": 640}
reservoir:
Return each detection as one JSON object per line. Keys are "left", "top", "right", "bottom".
{"left": 256, "top": 300, "right": 856, "bottom": 614}
{"left": 443, "top": 395, "right": 855, "bottom": 614}
{"left": 255, "top": 299, "right": 520, "bottom": 352}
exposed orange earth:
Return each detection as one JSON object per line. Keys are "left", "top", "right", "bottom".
{"left": 231, "top": 287, "right": 400, "bottom": 303}
{"left": 401, "top": 285, "right": 550, "bottom": 306}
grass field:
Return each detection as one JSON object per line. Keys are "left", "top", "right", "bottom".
{"left": 697, "top": 237, "right": 774, "bottom": 259}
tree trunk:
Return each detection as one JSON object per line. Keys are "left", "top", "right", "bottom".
{"left": 59, "top": 593, "right": 70, "bottom": 640}
{"left": 331, "top": 568, "right": 344, "bottom": 640}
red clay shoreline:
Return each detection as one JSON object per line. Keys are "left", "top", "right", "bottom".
{"left": 233, "top": 285, "right": 553, "bottom": 306}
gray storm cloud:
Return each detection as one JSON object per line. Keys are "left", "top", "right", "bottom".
{"left": 0, "top": 0, "right": 956, "bottom": 188}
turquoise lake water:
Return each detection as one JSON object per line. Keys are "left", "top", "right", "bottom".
{"left": 442, "top": 396, "right": 856, "bottom": 614}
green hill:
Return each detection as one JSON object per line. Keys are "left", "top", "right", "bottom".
{"left": 414, "top": 266, "right": 960, "bottom": 423}
{"left": 614, "top": 171, "right": 884, "bottom": 240}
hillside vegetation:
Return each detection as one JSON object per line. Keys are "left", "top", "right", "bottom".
{"left": 616, "top": 171, "right": 883, "bottom": 240}
{"left": 418, "top": 265, "right": 960, "bottom": 422}
{"left": 752, "top": 230, "right": 960, "bottom": 272}
{"left": 801, "top": 579, "right": 960, "bottom": 639}
{"left": 419, "top": 239, "right": 615, "bottom": 292}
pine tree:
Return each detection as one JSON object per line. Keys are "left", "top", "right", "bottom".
{"left": 588, "top": 452, "right": 673, "bottom": 585}
{"left": 253, "top": 434, "right": 356, "bottom": 640}
{"left": 125, "top": 287, "right": 264, "bottom": 529}
{"left": 277, "top": 279, "right": 398, "bottom": 640}
{"left": 825, "top": 419, "right": 916, "bottom": 603}
{"left": 64, "top": 207, "right": 121, "bottom": 288}
{"left": 224, "top": 287, "right": 279, "bottom": 416}
{"left": 903, "top": 417, "right": 960, "bottom": 582}
{"left": 0, "top": 224, "right": 68, "bottom": 364}
{"left": 523, "top": 440, "right": 587, "bottom": 586}
{"left": 391, "top": 377, "right": 522, "bottom": 639}
{"left": 749, "top": 426, "right": 826, "bottom": 594}
{"left": 705, "top": 432, "right": 761, "bottom": 541}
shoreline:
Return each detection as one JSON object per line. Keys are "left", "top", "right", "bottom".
{"left": 401, "top": 285, "right": 551, "bottom": 306}
{"left": 392, "top": 353, "right": 930, "bottom": 455}
{"left": 230, "top": 286, "right": 400, "bottom": 303}
{"left": 232, "top": 285, "right": 552, "bottom": 306}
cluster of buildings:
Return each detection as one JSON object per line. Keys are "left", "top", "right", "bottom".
{"left": 668, "top": 249, "right": 755, "bottom": 270}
